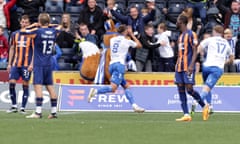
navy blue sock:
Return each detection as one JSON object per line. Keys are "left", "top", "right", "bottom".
{"left": 35, "top": 97, "right": 43, "bottom": 114}
{"left": 36, "top": 97, "right": 43, "bottom": 107}
{"left": 97, "top": 86, "right": 113, "bottom": 94}
{"left": 187, "top": 89, "right": 205, "bottom": 108}
{"left": 125, "top": 88, "right": 135, "bottom": 105}
{"left": 51, "top": 99, "right": 57, "bottom": 114}
{"left": 9, "top": 83, "right": 16, "bottom": 105}
{"left": 51, "top": 99, "right": 57, "bottom": 107}
{"left": 21, "top": 85, "right": 29, "bottom": 108}
{"left": 177, "top": 85, "right": 189, "bottom": 114}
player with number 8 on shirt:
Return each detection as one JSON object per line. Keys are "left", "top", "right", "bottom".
{"left": 88, "top": 25, "right": 145, "bottom": 113}
{"left": 20, "top": 13, "right": 62, "bottom": 119}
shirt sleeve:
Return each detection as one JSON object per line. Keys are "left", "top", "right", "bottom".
{"left": 128, "top": 39, "right": 137, "bottom": 48}
{"left": 200, "top": 38, "right": 210, "bottom": 51}
{"left": 20, "top": 27, "right": 38, "bottom": 38}
{"left": 191, "top": 32, "right": 198, "bottom": 47}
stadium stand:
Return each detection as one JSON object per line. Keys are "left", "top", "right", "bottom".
{"left": 45, "top": 3, "right": 64, "bottom": 24}
{"left": 96, "top": 0, "right": 106, "bottom": 10}
{"left": 58, "top": 62, "right": 73, "bottom": 70}
{"left": 155, "top": 0, "right": 167, "bottom": 10}
{"left": 114, "top": 0, "right": 127, "bottom": 14}
{"left": 65, "top": 6, "right": 83, "bottom": 24}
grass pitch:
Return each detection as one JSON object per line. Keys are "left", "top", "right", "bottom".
{"left": 0, "top": 111, "right": 239, "bottom": 144}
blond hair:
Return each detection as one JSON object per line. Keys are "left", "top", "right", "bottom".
{"left": 38, "top": 13, "right": 50, "bottom": 26}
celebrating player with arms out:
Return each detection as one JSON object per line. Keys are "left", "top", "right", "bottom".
{"left": 88, "top": 25, "right": 145, "bottom": 113}
{"left": 7, "top": 15, "right": 33, "bottom": 114}
{"left": 20, "top": 13, "right": 61, "bottom": 119}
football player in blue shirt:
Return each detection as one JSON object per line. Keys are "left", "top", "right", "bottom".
{"left": 21, "top": 13, "right": 61, "bottom": 119}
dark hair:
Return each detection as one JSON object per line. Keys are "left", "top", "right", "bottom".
{"left": 144, "top": 24, "right": 154, "bottom": 30}
{"left": 79, "top": 23, "right": 87, "bottom": 27}
{"left": 117, "top": 24, "right": 127, "bottom": 33}
{"left": 178, "top": 14, "right": 188, "bottom": 25}
{"left": 232, "top": 0, "right": 239, "bottom": 3}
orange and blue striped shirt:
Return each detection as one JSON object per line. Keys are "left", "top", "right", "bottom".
{"left": 10, "top": 30, "right": 33, "bottom": 67}
{"left": 176, "top": 30, "right": 198, "bottom": 72}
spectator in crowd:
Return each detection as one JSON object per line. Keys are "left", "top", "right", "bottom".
{"left": 234, "top": 33, "right": 240, "bottom": 71}
{"left": 104, "top": 0, "right": 128, "bottom": 25}
{"left": 75, "top": 23, "right": 97, "bottom": 44}
{"left": 141, "top": 7, "right": 148, "bottom": 17}
{"left": 215, "top": 0, "right": 234, "bottom": 22}
{"left": 7, "top": 0, "right": 20, "bottom": 33}
{"left": 6, "top": 15, "right": 33, "bottom": 114}
{"left": 0, "top": 0, "right": 17, "bottom": 39}
{"left": 109, "top": 5, "right": 156, "bottom": 37}
{"left": 145, "top": 0, "right": 163, "bottom": 28}
{"left": 155, "top": 23, "right": 174, "bottom": 72}
{"left": 135, "top": 24, "right": 160, "bottom": 72}
{"left": 56, "top": 13, "right": 75, "bottom": 48}
{"left": 223, "top": 28, "right": 237, "bottom": 72}
{"left": 108, "top": 3, "right": 156, "bottom": 62}
{"left": 163, "top": 7, "right": 202, "bottom": 33}
{"left": 0, "top": 25, "right": 8, "bottom": 63}
{"left": 72, "top": 23, "right": 98, "bottom": 66}
{"left": 187, "top": 0, "right": 207, "bottom": 24}
{"left": 224, "top": 0, "right": 240, "bottom": 37}
{"left": 77, "top": 0, "right": 105, "bottom": 45}
{"left": 17, "top": 0, "right": 46, "bottom": 23}
{"left": 182, "top": 7, "right": 202, "bottom": 34}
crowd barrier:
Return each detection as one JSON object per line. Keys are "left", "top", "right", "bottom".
{"left": 59, "top": 84, "right": 240, "bottom": 112}
{"left": 1, "top": 70, "right": 240, "bottom": 112}
{"left": 1, "top": 70, "right": 240, "bottom": 86}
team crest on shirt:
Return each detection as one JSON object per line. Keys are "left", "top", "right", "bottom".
{"left": 45, "top": 31, "right": 53, "bottom": 35}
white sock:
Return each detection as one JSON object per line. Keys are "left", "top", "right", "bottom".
{"left": 12, "top": 105, "right": 17, "bottom": 108}
{"left": 51, "top": 107, "right": 57, "bottom": 114}
{"left": 36, "top": 106, "right": 42, "bottom": 114}
{"left": 184, "top": 114, "right": 190, "bottom": 117}
{"left": 132, "top": 103, "right": 137, "bottom": 108}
